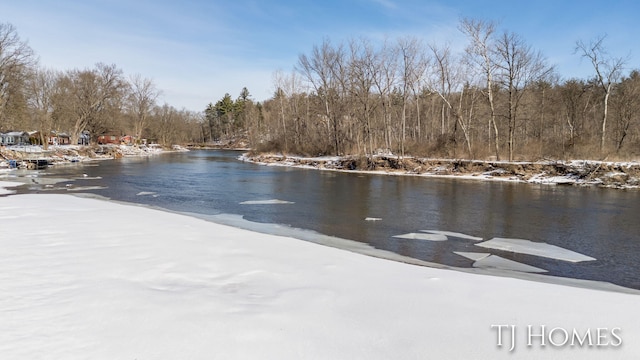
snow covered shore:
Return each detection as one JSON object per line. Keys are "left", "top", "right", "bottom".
{"left": 241, "top": 153, "right": 640, "bottom": 189}
{"left": 0, "top": 144, "right": 188, "bottom": 170}
{"left": 1, "top": 193, "right": 638, "bottom": 359}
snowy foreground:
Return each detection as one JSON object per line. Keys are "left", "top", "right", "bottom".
{"left": 1, "top": 194, "right": 639, "bottom": 359}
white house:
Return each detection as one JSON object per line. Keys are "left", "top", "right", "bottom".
{"left": 0, "top": 131, "right": 30, "bottom": 146}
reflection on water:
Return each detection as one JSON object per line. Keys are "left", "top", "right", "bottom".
{"left": 19, "top": 150, "right": 640, "bottom": 290}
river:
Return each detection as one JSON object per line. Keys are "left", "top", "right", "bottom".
{"left": 15, "top": 149, "right": 640, "bottom": 290}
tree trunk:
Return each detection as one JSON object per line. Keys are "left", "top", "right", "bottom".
{"left": 601, "top": 84, "right": 611, "bottom": 153}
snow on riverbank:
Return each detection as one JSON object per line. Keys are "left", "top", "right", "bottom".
{"left": 240, "top": 153, "right": 640, "bottom": 189}
{"left": 1, "top": 193, "right": 638, "bottom": 359}
{"left": 0, "top": 144, "right": 187, "bottom": 170}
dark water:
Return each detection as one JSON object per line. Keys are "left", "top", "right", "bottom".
{"left": 17, "top": 150, "right": 640, "bottom": 290}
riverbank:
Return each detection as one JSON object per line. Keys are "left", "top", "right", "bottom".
{"left": 0, "top": 144, "right": 188, "bottom": 170}
{"left": 241, "top": 153, "right": 640, "bottom": 189}
{"left": 0, "top": 193, "right": 638, "bottom": 359}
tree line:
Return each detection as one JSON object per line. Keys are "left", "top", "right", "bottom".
{"left": 4, "top": 18, "right": 639, "bottom": 161}
{"left": 0, "top": 22, "right": 205, "bottom": 148}
{"left": 210, "top": 18, "right": 639, "bottom": 161}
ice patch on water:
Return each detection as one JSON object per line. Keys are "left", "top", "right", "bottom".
{"left": 0, "top": 180, "right": 23, "bottom": 195}
{"left": 0, "top": 188, "right": 16, "bottom": 195}
{"left": 18, "top": 177, "right": 74, "bottom": 186}
{"left": 476, "top": 255, "right": 547, "bottom": 273}
{"left": 137, "top": 191, "right": 157, "bottom": 196}
{"left": 475, "top": 238, "right": 596, "bottom": 262}
{"left": 454, "top": 252, "right": 491, "bottom": 261}
{"left": 239, "top": 199, "right": 294, "bottom": 205}
{"left": 421, "top": 230, "right": 483, "bottom": 241}
{"left": 0, "top": 180, "right": 24, "bottom": 188}
{"left": 455, "top": 252, "right": 547, "bottom": 273}
{"left": 66, "top": 186, "right": 108, "bottom": 192}
{"left": 392, "top": 233, "right": 448, "bottom": 241}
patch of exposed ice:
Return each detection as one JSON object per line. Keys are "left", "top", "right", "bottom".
{"left": 66, "top": 186, "right": 108, "bottom": 192}
{"left": 0, "top": 180, "right": 24, "bottom": 188}
{"left": 392, "top": 232, "right": 448, "bottom": 241}
{"left": 455, "top": 251, "right": 547, "bottom": 273}
{"left": 0, "top": 181, "right": 24, "bottom": 195}
{"left": 478, "top": 255, "right": 547, "bottom": 273}
{"left": 421, "top": 230, "right": 483, "bottom": 241}
{"left": 239, "top": 199, "right": 294, "bottom": 205}
{"left": 475, "top": 238, "right": 596, "bottom": 262}
{"left": 0, "top": 188, "right": 16, "bottom": 195}
{"left": 17, "top": 177, "right": 75, "bottom": 186}
{"left": 364, "top": 217, "right": 382, "bottom": 221}
{"left": 453, "top": 252, "right": 491, "bottom": 261}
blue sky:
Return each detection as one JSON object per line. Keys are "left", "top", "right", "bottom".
{"left": 2, "top": 0, "right": 639, "bottom": 112}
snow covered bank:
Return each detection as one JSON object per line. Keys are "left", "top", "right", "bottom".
{"left": 241, "top": 154, "right": 640, "bottom": 189}
{"left": 1, "top": 194, "right": 639, "bottom": 359}
{"left": 0, "top": 144, "right": 185, "bottom": 170}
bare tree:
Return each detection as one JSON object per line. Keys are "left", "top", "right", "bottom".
{"left": 297, "top": 39, "right": 347, "bottom": 155}
{"left": 271, "top": 78, "right": 288, "bottom": 151}
{"left": 152, "top": 103, "right": 178, "bottom": 145}
{"left": 58, "top": 63, "right": 127, "bottom": 144}
{"left": 25, "top": 68, "right": 60, "bottom": 148}
{"left": 0, "top": 23, "right": 36, "bottom": 130}
{"left": 611, "top": 70, "right": 640, "bottom": 152}
{"left": 396, "top": 36, "right": 424, "bottom": 157}
{"left": 428, "top": 43, "right": 474, "bottom": 158}
{"left": 559, "top": 79, "right": 589, "bottom": 153}
{"left": 348, "top": 37, "right": 379, "bottom": 155}
{"left": 272, "top": 70, "right": 305, "bottom": 151}
{"left": 494, "top": 31, "right": 553, "bottom": 161}
{"left": 576, "top": 35, "right": 626, "bottom": 154}
{"left": 370, "top": 39, "right": 398, "bottom": 153}
{"left": 460, "top": 18, "right": 500, "bottom": 159}
{"left": 127, "top": 74, "right": 160, "bottom": 141}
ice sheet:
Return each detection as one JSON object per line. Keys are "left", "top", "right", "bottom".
{"left": 0, "top": 180, "right": 25, "bottom": 188}
{"left": 0, "top": 188, "right": 16, "bottom": 195}
{"left": 455, "top": 252, "right": 547, "bottom": 273}
{"left": 453, "top": 252, "right": 491, "bottom": 261}
{"left": 17, "top": 177, "right": 75, "bottom": 185}
{"left": 66, "top": 186, "right": 108, "bottom": 192}
{"left": 421, "top": 230, "right": 483, "bottom": 241}
{"left": 476, "top": 237, "right": 596, "bottom": 262}
{"left": 392, "top": 232, "right": 448, "bottom": 241}
{"left": 476, "top": 255, "right": 547, "bottom": 273}
{"left": 239, "top": 199, "right": 294, "bottom": 205}
{"left": 0, "top": 181, "right": 24, "bottom": 195}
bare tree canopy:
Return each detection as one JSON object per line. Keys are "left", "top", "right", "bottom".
{"left": 0, "top": 22, "right": 36, "bottom": 130}
{"left": 576, "top": 35, "right": 627, "bottom": 153}
{"left": 55, "top": 63, "right": 128, "bottom": 144}
{"left": 127, "top": 74, "right": 161, "bottom": 140}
